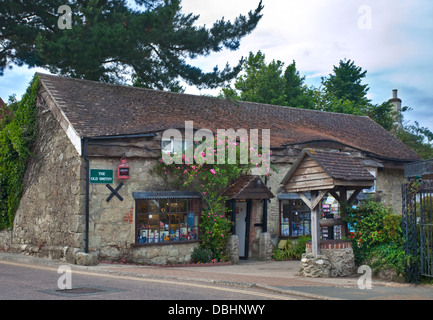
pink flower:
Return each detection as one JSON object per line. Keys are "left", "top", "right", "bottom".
{"left": 210, "top": 169, "right": 216, "bottom": 174}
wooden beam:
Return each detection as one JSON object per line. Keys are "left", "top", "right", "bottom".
{"left": 312, "top": 190, "right": 327, "bottom": 211}
{"left": 320, "top": 218, "right": 345, "bottom": 227}
{"left": 298, "top": 190, "right": 327, "bottom": 211}
{"left": 347, "top": 189, "right": 362, "bottom": 205}
{"left": 329, "top": 189, "right": 341, "bottom": 202}
{"left": 298, "top": 192, "right": 312, "bottom": 210}
{"left": 310, "top": 191, "right": 321, "bottom": 255}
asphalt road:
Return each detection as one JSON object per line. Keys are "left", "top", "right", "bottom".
{"left": 0, "top": 260, "right": 299, "bottom": 301}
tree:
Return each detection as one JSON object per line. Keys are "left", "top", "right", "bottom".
{"left": 220, "top": 51, "right": 315, "bottom": 108}
{"left": 0, "top": 0, "right": 264, "bottom": 91}
{"left": 319, "top": 59, "right": 395, "bottom": 130}
{"left": 323, "top": 59, "right": 369, "bottom": 103}
{"left": 221, "top": 51, "right": 287, "bottom": 105}
{"left": 283, "top": 60, "right": 315, "bottom": 109}
{"left": 395, "top": 121, "right": 433, "bottom": 159}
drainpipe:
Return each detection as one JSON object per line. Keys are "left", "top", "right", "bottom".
{"left": 83, "top": 138, "right": 90, "bottom": 253}
{"left": 262, "top": 176, "right": 268, "bottom": 233}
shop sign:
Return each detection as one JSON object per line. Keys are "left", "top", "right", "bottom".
{"left": 90, "top": 169, "right": 113, "bottom": 184}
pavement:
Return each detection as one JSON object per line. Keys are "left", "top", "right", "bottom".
{"left": 1, "top": 251, "right": 433, "bottom": 300}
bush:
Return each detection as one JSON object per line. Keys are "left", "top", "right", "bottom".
{"left": 345, "top": 200, "right": 406, "bottom": 277}
{"left": 367, "top": 243, "right": 406, "bottom": 279}
{"left": 273, "top": 236, "right": 310, "bottom": 261}
{"left": 190, "top": 247, "right": 212, "bottom": 264}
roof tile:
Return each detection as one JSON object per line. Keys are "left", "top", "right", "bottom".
{"left": 37, "top": 73, "right": 420, "bottom": 161}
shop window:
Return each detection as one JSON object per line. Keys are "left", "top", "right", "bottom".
{"left": 280, "top": 200, "right": 311, "bottom": 237}
{"left": 136, "top": 198, "right": 201, "bottom": 245}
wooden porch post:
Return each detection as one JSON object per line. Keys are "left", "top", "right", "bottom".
{"left": 310, "top": 190, "right": 321, "bottom": 255}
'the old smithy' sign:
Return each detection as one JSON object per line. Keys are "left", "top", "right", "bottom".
{"left": 90, "top": 169, "right": 113, "bottom": 184}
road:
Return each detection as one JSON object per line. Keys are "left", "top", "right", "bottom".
{"left": 0, "top": 260, "right": 299, "bottom": 301}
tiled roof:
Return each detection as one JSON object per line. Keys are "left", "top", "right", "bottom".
{"left": 222, "top": 175, "right": 274, "bottom": 200}
{"left": 37, "top": 72, "right": 420, "bottom": 161}
{"left": 306, "top": 149, "right": 375, "bottom": 181}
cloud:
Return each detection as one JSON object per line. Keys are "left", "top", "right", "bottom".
{"left": 1, "top": 66, "right": 47, "bottom": 102}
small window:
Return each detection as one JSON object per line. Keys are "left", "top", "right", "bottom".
{"left": 136, "top": 198, "right": 201, "bottom": 245}
{"left": 280, "top": 200, "right": 311, "bottom": 237}
{"left": 161, "top": 138, "right": 184, "bottom": 155}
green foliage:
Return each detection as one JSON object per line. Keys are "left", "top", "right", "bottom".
{"left": 221, "top": 54, "right": 395, "bottom": 131}
{"left": 222, "top": 51, "right": 287, "bottom": 106}
{"left": 198, "top": 210, "right": 234, "bottom": 263}
{"left": 190, "top": 247, "right": 212, "bottom": 264}
{"left": 1, "top": 0, "right": 263, "bottom": 91}
{"left": 220, "top": 51, "right": 315, "bottom": 109}
{"left": 0, "top": 76, "right": 39, "bottom": 229}
{"left": 272, "top": 236, "right": 310, "bottom": 261}
{"left": 367, "top": 243, "right": 407, "bottom": 278}
{"left": 321, "top": 59, "right": 369, "bottom": 107}
{"left": 395, "top": 121, "right": 433, "bottom": 159}
{"left": 345, "top": 200, "right": 406, "bottom": 277}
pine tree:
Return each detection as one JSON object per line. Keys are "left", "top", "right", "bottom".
{"left": 0, "top": 0, "right": 264, "bottom": 91}
{"left": 320, "top": 59, "right": 394, "bottom": 129}
{"left": 321, "top": 59, "right": 370, "bottom": 108}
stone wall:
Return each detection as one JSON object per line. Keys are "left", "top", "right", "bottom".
{"left": 10, "top": 95, "right": 85, "bottom": 260}
{"left": 375, "top": 168, "right": 406, "bottom": 215}
{"left": 226, "top": 235, "right": 240, "bottom": 264}
{"left": 131, "top": 243, "right": 199, "bottom": 265}
{"left": 0, "top": 230, "right": 12, "bottom": 251}
{"left": 265, "top": 163, "right": 291, "bottom": 242}
{"left": 302, "top": 241, "right": 355, "bottom": 277}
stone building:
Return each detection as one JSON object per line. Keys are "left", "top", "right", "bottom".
{"left": 4, "top": 73, "right": 420, "bottom": 265}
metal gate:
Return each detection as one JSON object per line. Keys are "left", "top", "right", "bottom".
{"left": 402, "top": 180, "right": 433, "bottom": 282}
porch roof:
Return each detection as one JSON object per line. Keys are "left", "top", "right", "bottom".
{"left": 281, "top": 149, "right": 375, "bottom": 193}
{"left": 223, "top": 175, "right": 274, "bottom": 200}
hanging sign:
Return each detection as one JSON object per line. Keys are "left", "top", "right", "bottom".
{"left": 90, "top": 169, "right": 113, "bottom": 184}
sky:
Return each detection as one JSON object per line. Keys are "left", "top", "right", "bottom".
{"left": 1, "top": 0, "right": 432, "bottom": 131}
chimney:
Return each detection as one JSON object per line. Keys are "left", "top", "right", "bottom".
{"left": 389, "top": 89, "right": 402, "bottom": 129}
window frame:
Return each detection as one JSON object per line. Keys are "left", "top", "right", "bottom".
{"left": 135, "top": 198, "right": 201, "bottom": 246}
{"left": 280, "top": 199, "right": 311, "bottom": 238}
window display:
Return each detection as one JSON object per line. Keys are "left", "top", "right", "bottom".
{"left": 280, "top": 199, "right": 311, "bottom": 237}
{"left": 136, "top": 198, "right": 200, "bottom": 245}
{"left": 320, "top": 201, "right": 341, "bottom": 240}
{"left": 279, "top": 195, "right": 341, "bottom": 239}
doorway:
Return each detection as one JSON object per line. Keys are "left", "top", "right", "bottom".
{"left": 235, "top": 200, "right": 251, "bottom": 259}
